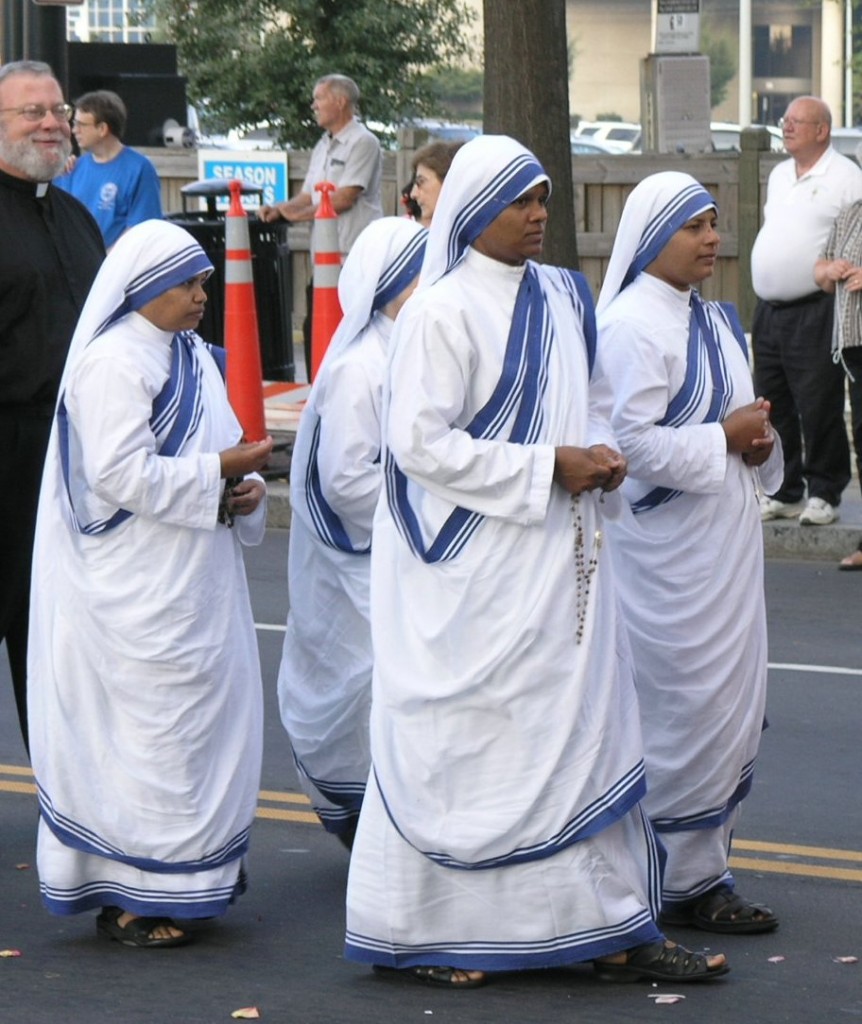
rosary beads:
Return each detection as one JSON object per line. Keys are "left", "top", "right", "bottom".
{"left": 572, "top": 495, "right": 602, "bottom": 644}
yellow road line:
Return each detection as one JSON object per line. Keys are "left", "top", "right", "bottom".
{"left": 4, "top": 766, "right": 862, "bottom": 883}
{"left": 729, "top": 856, "right": 862, "bottom": 883}
{"left": 1, "top": 780, "right": 36, "bottom": 795}
{"left": 0, "top": 778, "right": 314, "bottom": 819}
{"left": 733, "top": 838, "right": 862, "bottom": 863}
{"left": 256, "top": 806, "right": 320, "bottom": 824}
{"left": 258, "top": 788, "right": 311, "bottom": 805}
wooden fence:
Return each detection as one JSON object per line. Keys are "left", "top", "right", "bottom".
{"left": 146, "top": 129, "right": 781, "bottom": 337}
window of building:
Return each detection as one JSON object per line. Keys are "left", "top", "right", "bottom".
{"left": 753, "top": 24, "right": 812, "bottom": 79}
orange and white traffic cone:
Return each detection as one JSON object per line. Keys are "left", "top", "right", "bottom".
{"left": 224, "top": 178, "right": 267, "bottom": 441}
{"left": 309, "top": 180, "right": 343, "bottom": 382}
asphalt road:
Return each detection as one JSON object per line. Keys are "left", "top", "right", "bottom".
{"left": 1, "top": 533, "right": 860, "bottom": 1024}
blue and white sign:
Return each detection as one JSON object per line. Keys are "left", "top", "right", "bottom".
{"left": 196, "top": 150, "right": 289, "bottom": 210}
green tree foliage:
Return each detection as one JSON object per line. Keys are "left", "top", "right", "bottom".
{"left": 425, "top": 66, "right": 483, "bottom": 118}
{"left": 701, "top": 30, "right": 736, "bottom": 110}
{"left": 146, "top": 0, "right": 476, "bottom": 146}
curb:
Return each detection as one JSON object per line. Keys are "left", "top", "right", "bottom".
{"left": 265, "top": 481, "right": 292, "bottom": 530}
{"left": 263, "top": 480, "right": 857, "bottom": 562}
{"left": 762, "top": 518, "right": 859, "bottom": 562}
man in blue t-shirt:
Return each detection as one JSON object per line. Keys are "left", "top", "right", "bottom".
{"left": 56, "top": 89, "right": 162, "bottom": 248}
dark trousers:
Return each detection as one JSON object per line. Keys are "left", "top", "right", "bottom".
{"left": 843, "top": 347, "right": 862, "bottom": 493}
{"left": 0, "top": 407, "right": 53, "bottom": 755}
{"left": 752, "top": 294, "right": 850, "bottom": 506}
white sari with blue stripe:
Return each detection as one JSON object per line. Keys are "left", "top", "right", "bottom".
{"left": 595, "top": 173, "right": 784, "bottom": 909}
{"left": 346, "top": 137, "right": 662, "bottom": 971}
{"left": 28, "top": 221, "right": 265, "bottom": 920}
{"left": 277, "top": 219, "right": 427, "bottom": 840}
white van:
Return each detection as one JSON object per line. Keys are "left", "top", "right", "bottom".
{"left": 572, "top": 121, "right": 642, "bottom": 153}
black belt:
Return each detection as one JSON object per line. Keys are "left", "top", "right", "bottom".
{"left": 766, "top": 292, "right": 827, "bottom": 309}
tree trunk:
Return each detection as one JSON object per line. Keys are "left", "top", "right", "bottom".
{"left": 483, "top": 0, "right": 579, "bottom": 269}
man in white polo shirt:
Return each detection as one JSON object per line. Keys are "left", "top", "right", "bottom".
{"left": 751, "top": 96, "right": 862, "bottom": 525}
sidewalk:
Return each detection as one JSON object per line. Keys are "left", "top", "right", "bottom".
{"left": 260, "top": 364, "right": 862, "bottom": 562}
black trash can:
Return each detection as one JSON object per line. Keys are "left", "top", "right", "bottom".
{"left": 166, "top": 179, "right": 295, "bottom": 382}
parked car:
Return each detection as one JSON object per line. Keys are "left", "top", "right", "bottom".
{"left": 573, "top": 120, "right": 642, "bottom": 153}
{"left": 710, "top": 121, "right": 784, "bottom": 153}
{"left": 830, "top": 127, "right": 862, "bottom": 161}
{"left": 571, "top": 137, "right": 622, "bottom": 155}
{"left": 408, "top": 118, "right": 481, "bottom": 143}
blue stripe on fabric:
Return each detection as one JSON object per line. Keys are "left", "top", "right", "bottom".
{"left": 623, "top": 183, "right": 715, "bottom": 291}
{"left": 716, "top": 301, "right": 748, "bottom": 357}
{"left": 385, "top": 266, "right": 549, "bottom": 564}
{"left": 98, "top": 245, "right": 214, "bottom": 336}
{"left": 374, "top": 231, "right": 427, "bottom": 310}
{"left": 314, "top": 808, "right": 362, "bottom": 836}
{"left": 345, "top": 912, "right": 662, "bottom": 971}
{"left": 652, "top": 759, "right": 755, "bottom": 833}
{"left": 303, "top": 415, "right": 369, "bottom": 554}
{"left": 375, "top": 761, "right": 646, "bottom": 871}
{"left": 292, "top": 751, "right": 365, "bottom": 834}
{"left": 293, "top": 751, "right": 366, "bottom": 812}
{"left": 662, "top": 870, "right": 734, "bottom": 908}
{"left": 445, "top": 155, "right": 546, "bottom": 275}
{"left": 40, "top": 872, "right": 246, "bottom": 918}
{"left": 573, "top": 271, "right": 597, "bottom": 377}
{"left": 206, "top": 341, "right": 227, "bottom": 379}
{"left": 58, "top": 331, "right": 205, "bottom": 536}
{"left": 632, "top": 293, "right": 734, "bottom": 516}
{"left": 637, "top": 803, "right": 666, "bottom": 922}
{"left": 37, "top": 784, "right": 250, "bottom": 873}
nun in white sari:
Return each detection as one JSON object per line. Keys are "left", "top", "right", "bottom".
{"left": 595, "top": 172, "right": 781, "bottom": 934}
{"left": 28, "top": 219, "right": 272, "bottom": 948}
{"left": 277, "top": 217, "right": 427, "bottom": 846}
{"left": 344, "top": 138, "right": 729, "bottom": 988}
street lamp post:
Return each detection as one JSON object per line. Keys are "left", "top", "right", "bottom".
{"left": 739, "top": 0, "right": 752, "bottom": 127}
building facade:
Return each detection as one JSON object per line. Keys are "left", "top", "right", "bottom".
{"left": 66, "top": 0, "right": 155, "bottom": 44}
{"left": 566, "top": 1, "right": 853, "bottom": 126}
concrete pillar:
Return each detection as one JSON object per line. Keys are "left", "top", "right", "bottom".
{"left": 820, "top": 0, "right": 845, "bottom": 120}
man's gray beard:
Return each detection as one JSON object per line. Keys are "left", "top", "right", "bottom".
{"left": 0, "top": 132, "right": 72, "bottom": 181}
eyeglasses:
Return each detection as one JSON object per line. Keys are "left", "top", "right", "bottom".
{"left": 72, "top": 118, "right": 98, "bottom": 129}
{"left": 0, "top": 103, "right": 74, "bottom": 123}
{"left": 778, "top": 117, "right": 822, "bottom": 129}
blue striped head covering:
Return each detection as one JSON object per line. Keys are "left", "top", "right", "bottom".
{"left": 308, "top": 217, "right": 427, "bottom": 396}
{"left": 56, "top": 218, "right": 214, "bottom": 402}
{"left": 596, "top": 172, "right": 716, "bottom": 315}
{"left": 419, "top": 135, "right": 550, "bottom": 289}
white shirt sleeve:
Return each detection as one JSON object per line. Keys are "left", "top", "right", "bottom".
{"left": 597, "top": 316, "right": 728, "bottom": 495}
{"left": 65, "top": 348, "right": 222, "bottom": 530}
{"left": 386, "top": 302, "right": 554, "bottom": 525}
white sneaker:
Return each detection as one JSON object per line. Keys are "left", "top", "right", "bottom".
{"left": 759, "top": 496, "right": 805, "bottom": 521}
{"left": 799, "top": 497, "right": 838, "bottom": 526}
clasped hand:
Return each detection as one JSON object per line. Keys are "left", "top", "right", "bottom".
{"left": 722, "top": 398, "right": 774, "bottom": 467}
{"left": 218, "top": 437, "right": 273, "bottom": 517}
{"left": 553, "top": 444, "right": 627, "bottom": 496}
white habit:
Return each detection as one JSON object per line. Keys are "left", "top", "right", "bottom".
{"left": 596, "top": 173, "right": 783, "bottom": 909}
{"left": 278, "top": 219, "right": 427, "bottom": 839}
{"left": 345, "top": 137, "right": 663, "bottom": 973}
{"left": 28, "top": 222, "right": 265, "bottom": 919}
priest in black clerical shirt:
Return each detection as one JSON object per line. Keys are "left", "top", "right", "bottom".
{"left": 0, "top": 60, "right": 104, "bottom": 752}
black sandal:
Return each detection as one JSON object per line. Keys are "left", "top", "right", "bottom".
{"left": 594, "top": 940, "right": 730, "bottom": 983}
{"left": 373, "top": 964, "right": 487, "bottom": 988}
{"left": 96, "top": 906, "right": 191, "bottom": 949}
{"left": 663, "top": 886, "right": 779, "bottom": 934}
